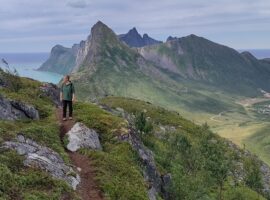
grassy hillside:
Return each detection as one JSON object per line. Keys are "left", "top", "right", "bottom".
{"left": 100, "top": 96, "right": 267, "bottom": 200}
{"left": 1, "top": 69, "right": 269, "bottom": 199}
{"left": 0, "top": 72, "right": 77, "bottom": 199}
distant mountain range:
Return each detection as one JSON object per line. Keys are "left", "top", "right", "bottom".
{"left": 238, "top": 49, "right": 270, "bottom": 59}
{"left": 38, "top": 21, "right": 270, "bottom": 112}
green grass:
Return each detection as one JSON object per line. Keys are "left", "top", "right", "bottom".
{"left": 244, "top": 125, "right": 270, "bottom": 166}
{"left": 73, "top": 102, "right": 148, "bottom": 199}
{"left": 0, "top": 74, "right": 76, "bottom": 199}
{"left": 100, "top": 96, "right": 266, "bottom": 199}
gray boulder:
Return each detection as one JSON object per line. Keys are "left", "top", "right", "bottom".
{"left": 66, "top": 122, "right": 102, "bottom": 152}
{"left": 1, "top": 135, "right": 80, "bottom": 190}
{"left": 39, "top": 83, "right": 61, "bottom": 106}
{"left": 0, "top": 95, "right": 39, "bottom": 120}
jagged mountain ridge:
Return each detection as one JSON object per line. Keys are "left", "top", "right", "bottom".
{"left": 38, "top": 24, "right": 162, "bottom": 75}
{"left": 39, "top": 21, "right": 270, "bottom": 116}
{"left": 118, "top": 27, "right": 162, "bottom": 47}
{"left": 138, "top": 34, "right": 270, "bottom": 94}
{"left": 39, "top": 21, "right": 270, "bottom": 96}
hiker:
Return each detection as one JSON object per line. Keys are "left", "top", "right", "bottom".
{"left": 60, "top": 75, "right": 75, "bottom": 121}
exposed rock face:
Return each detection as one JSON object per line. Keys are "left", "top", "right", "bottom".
{"left": 0, "top": 95, "right": 39, "bottom": 120}
{"left": 119, "top": 27, "right": 162, "bottom": 48}
{"left": 99, "top": 105, "right": 171, "bottom": 199}
{"left": 66, "top": 122, "right": 102, "bottom": 152}
{"left": 227, "top": 141, "right": 270, "bottom": 195}
{"left": 166, "top": 36, "right": 177, "bottom": 42}
{"left": 38, "top": 44, "right": 77, "bottom": 75}
{"left": 128, "top": 129, "right": 162, "bottom": 200}
{"left": 39, "top": 83, "right": 61, "bottom": 106}
{"left": 1, "top": 135, "right": 80, "bottom": 190}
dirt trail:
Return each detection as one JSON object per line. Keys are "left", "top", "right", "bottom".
{"left": 56, "top": 108, "right": 104, "bottom": 200}
{"left": 210, "top": 111, "right": 226, "bottom": 123}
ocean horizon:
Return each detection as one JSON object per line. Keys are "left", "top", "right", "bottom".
{"left": 0, "top": 52, "right": 63, "bottom": 84}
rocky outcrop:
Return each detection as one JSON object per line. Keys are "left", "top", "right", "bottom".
{"left": 0, "top": 95, "right": 39, "bottom": 120}
{"left": 39, "top": 83, "right": 61, "bottom": 106}
{"left": 119, "top": 27, "right": 162, "bottom": 48}
{"left": 1, "top": 135, "right": 80, "bottom": 190}
{"left": 106, "top": 106, "right": 170, "bottom": 200}
{"left": 66, "top": 122, "right": 102, "bottom": 152}
{"left": 0, "top": 69, "right": 7, "bottom": 88}
{"left": 38, "top": 45, "right": 77, "bottom": 75}
{"left": 227, "top": 141, "right": 270, "bottom": 195}
{"left": 128, "top": 129, "right": 162, "bottom": 200}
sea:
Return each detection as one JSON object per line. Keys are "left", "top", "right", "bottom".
{"left": 0, "top": 50, "right": 269, "bottom": 84}
{"left": 0, "top": 52, "right": 62, "bottom": 84}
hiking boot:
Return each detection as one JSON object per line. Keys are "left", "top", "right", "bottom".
{"left": 69, "top": 117, "right": 73, "bottom": 120}
{"left": 63, "top": 118, "right": 67, "bottom": 121}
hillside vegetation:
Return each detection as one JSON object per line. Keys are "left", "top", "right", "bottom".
{"left": 1, "top": 70, "right": 269, "bottom": 199}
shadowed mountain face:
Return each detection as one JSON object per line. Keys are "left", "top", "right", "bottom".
{"left": 118, "top": 27, "right": 162, "bottom": 47}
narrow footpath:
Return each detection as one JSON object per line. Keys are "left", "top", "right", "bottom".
{"left": 56, "top": 108, "right": 104, "bottom": 200}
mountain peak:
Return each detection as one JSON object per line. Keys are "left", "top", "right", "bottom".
{"left": 143, "top": 33, "right": 149, "bottom": 38}
{"left": 89, "top": 21, "right": 117, "bottom": 44}
{"left": 129, "top": 27, "right": 139, "bottom": 34}
{"left": 166, "top": 36, "right": 178, "bottom": 42}
{"left": 119, "top": 28, "right": 161, "bottom": 47}
{"left": 91, "top": 21, "right": 110, "bottom": 33}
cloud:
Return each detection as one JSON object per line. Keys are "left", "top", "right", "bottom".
{"left": 0, "top": 0, "right": 269, "bottom": 52}
{"left": 67, "top": 0, "right": 88, "bottom": 8}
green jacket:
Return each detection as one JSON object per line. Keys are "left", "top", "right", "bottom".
{"left": 61, "top": 81, "right": 75, "bottom": 101}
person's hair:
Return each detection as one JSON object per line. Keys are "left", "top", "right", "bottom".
{"left": 66, "top": 75, "right": 70, "bottom": 81}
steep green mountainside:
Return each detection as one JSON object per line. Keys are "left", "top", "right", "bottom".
{"left": 138, "top": 35, "right": 270, "bottom": 96}
{"left": 39, "top": 21, "right": 270, "bottom": 115}
{"left": 68, "top": 22, "right": 239, "bottom": 117}
{"left": 0, "top": 70, "right": 269, "bottom": 200}
{"left": 38, "top": 44, "right": 77, "bottom": 75}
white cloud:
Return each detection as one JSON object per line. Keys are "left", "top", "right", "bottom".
{"left": 0, "top": 0, "right": 269, "bottom": 52}
{"left": 67, "top": 0, "right": 88, "bottom": 8}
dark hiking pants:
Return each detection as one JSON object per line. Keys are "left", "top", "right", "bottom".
{"left": 62, "top": 100, "right": 73, "bottom": 118}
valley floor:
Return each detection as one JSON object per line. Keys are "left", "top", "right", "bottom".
{"left": 189, "top": 96, "right": 270, "bottom": 166}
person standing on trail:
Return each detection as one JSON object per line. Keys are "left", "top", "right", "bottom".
{"left": 60, "top": 75, "right": 75, "bottom": 121}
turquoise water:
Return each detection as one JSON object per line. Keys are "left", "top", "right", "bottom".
{"left": 0, "top": 53, "right": 63, "bottom": 84}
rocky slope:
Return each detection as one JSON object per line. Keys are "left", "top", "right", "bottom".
{"left": 1, "top": 69, "right": 270, "bottom": 199}
{"left": 118, "top": 27, "right": 162, "bottom": 47}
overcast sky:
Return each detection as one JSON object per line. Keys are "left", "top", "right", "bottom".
{"left": 0, "top": 0, "right": 269, "bottom": 52}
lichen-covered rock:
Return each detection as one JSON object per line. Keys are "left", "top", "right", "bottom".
{"left": 0, "top": 95, "right": 39, "bottom": 120}
{"left": 1, "top": 135, "right": 80, "bottom": 190}
{"left": 118, "top": 127, "right": 162, "bottom": 200}
{"left": 66, "top": 122, "right": 102, "bottom": 152}
{"left": 39, "top": 83, "right": 61, "bottom": 106}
